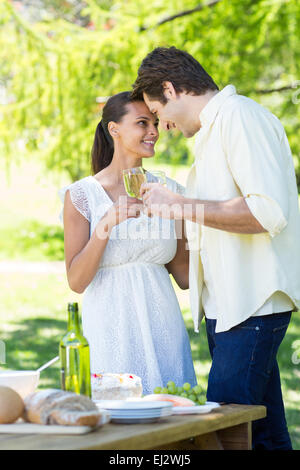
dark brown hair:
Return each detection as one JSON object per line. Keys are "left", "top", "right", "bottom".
{"left": 91, "top": 91, "right": 143, "bottom": 174}
{"left": 131, "top": 46, "right": 218, "bottom": 103}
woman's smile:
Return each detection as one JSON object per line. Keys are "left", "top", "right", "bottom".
{"left": 141, "top": 138, "right": 156, "bottom": 149}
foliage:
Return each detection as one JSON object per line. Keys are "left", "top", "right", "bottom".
{"left": 0, "top": 0, "right": 300, "bottom": 183}
{"left": 0, "top": 219, "right": 64, "bottom": 261}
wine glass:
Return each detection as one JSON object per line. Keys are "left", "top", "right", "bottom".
{"left": 145, "top": 170, "right": 167, "bottom": 186}
{"left": 123, "top": 167, "right": 146, "bottom": 199}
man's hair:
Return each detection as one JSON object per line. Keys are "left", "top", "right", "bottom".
{"left": 131, "top": 46, "right": 219, "bottom": 104}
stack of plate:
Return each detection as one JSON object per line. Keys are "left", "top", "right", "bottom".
{"left": 94, "top": 400, "right": 173, "bottom": 424}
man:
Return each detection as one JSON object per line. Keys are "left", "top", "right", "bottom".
{"left": 132, "top": 46, "right": 300, "bottom": 450}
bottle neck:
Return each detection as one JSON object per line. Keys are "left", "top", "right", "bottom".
{"left": 67, "top": 308, "right": 80, "bottom": 333}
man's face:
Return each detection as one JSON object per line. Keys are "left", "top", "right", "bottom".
{"left": 143, "top": 92, "right": 199, "bottom": 138}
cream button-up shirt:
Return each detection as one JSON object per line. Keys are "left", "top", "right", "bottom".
{"left": 185, "top": 85, "right": 300, "bottom": 333}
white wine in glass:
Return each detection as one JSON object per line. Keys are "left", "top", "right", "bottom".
{"left": 146, "top": 170, "right": 167, "bottom": 186}
{"left": 123, "top": 167, "right": 146, "bottom": 199}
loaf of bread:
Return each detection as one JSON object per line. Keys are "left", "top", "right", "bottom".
{"left": 23, "top": 389, "right": 104, "bottom": 427}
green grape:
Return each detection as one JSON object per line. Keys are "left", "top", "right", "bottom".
{"left": 183, "top": 382, "right": 191, "bottom": 392}
{"left": 153, "top": 386, "right": 162, "bottom": 394}
{"left": 177, "top": 386, "right": 184, "bottom": 394}
{"left": 167, "top": 381, "right": 176, "bottom": 388}
{"left": 192, "top": 385, "right": 202, "bottom": 394}
{"left": 161, "top": 387, "right": 168, "bottom": 394}
{"left": 197, "top": 395, "right": 207, "bottom": 405}
{"left": 168, "top": 385, "right": 177, "bottom": 395}
{"left": 181, "top": 392, "right": 188, "bottom": 398}
{"left": 188, "top": 394, "right": 197, "bottom": 402}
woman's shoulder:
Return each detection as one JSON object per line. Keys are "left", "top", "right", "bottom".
{"left": 58, "top": 176, "right": 93, "bottom": 198}
{"left": 58, "top": 176, "right": 93, "bottom": 223}
{"left": 68, "top": 175, "right": 93, "bottom": 190}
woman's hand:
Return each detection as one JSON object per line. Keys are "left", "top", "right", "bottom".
{"left": 97, "top": 196, "right": 143, "bottom": 237}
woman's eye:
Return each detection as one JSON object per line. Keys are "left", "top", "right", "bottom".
{"left": 138, "top": 120, "right": 146, "bottom": 126}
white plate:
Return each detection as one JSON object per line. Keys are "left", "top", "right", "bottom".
{"left": 171, "top": 402, "right": 220, "bottom": 415}
{"left": 108, "top": 409, "right": 173, "bottom": 419}
{"left": 106, "top": 406, "right": 173, "bottom": 415}
{"left": 94, "top": 400, "right": 173, "bottom": 411}
{"left": 110, "top": 415, "right": 171, "bottom": 424}
{"left": 108, "top": 412, "right": 171, "bottom": 419}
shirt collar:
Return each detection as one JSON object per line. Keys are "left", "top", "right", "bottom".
{"left": 199, "top": 84, "right": 237, "bottom": 128}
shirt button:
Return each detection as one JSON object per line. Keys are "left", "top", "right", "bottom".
{"left": 255, "top": 326, "right": 260, "bottom": 331}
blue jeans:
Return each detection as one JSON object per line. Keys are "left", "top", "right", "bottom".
{"left": 205, "top": 312, "right": 292, "bottom": 450}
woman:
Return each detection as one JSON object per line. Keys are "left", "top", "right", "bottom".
{"left": 59, "top": 91, "right": 197, "bottom": 394}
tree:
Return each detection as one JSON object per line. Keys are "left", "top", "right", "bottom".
{"left": 1, "top": 0, "right": 300, "bottom": 185}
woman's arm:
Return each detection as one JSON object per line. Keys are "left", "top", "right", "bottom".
{"left": 64, "top": 190, "right": 143, "bottom": 293}
{"left": 63, "top": 190, "right": 111, "bottom": 293}
{"left": 165, "top": 219, "right": 189, "bottom": 290}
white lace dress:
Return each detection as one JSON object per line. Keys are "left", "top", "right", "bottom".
{"left": 59, "top": 174, "right": 197, "bottom": 394}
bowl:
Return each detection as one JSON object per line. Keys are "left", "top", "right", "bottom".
{"left": 0, "top": 370, "right": 40, "bottom": 399}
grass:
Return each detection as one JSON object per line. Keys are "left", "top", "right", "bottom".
{"left": 0, "top": 159, "right": 300, "bottom": 449}
{"left": 0, "top": 219, "right": 64, "bottom": 261}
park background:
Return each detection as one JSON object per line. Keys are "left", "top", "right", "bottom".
{"left": 0, "top": 0, "right": 300, "bottom": 448}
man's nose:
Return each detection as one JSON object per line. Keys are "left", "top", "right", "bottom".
{"left": 160, "top": 120, "right": 172, "bottom": 132}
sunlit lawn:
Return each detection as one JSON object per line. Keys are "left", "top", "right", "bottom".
{"left": 0, "top": 159, "right": 300, "bottom": 449}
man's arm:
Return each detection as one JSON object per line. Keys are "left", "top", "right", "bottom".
{"left": 141, "top": 184, "right": 266, "bottom": 234}
{"left": 181, "top": 195, "right": 267, "bottom": 234}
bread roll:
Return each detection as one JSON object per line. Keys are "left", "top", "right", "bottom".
{"left": 0, "top": 386, "right": 24, "bottom": 423}
{"left": 23, "top": 389, "right": 103, "bottom": 427}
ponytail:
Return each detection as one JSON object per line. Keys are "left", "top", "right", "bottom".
{"left": 91, "top": 120, "right": 114, "bottom": 174}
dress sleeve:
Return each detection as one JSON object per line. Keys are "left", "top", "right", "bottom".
{"left": 58, "top": 180, "right": 91, "bottom": 224}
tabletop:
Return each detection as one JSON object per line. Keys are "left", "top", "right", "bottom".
{"left": 0, "top": 404, "right": 266, "bottom": 450}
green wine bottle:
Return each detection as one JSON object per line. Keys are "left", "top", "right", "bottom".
{"left": 59, "top": 302, "right": 91, "bottom": 398}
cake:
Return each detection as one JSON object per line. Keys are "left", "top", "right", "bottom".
{"left": 91, "top": 373, "right": 143, "bottom": 400}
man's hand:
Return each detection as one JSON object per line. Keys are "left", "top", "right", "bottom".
{"left": 140, "top": 183, "right": 185, "bottom": 219}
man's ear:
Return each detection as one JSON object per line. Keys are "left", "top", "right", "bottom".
{"left": 162, "top": 81, "right": 177, "bottom": 100}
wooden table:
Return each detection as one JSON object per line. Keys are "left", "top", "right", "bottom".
{"left": 0, "top": 404, "right": 266, "bottom": 451}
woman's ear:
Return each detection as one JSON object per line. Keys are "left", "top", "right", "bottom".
{"left": 108, "top": 122, "right": 118, "bottom": 138}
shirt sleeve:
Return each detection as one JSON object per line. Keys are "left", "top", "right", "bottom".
{"left": 221, "top": 102, "right": 289, "bottom": 237}
{"left": 58, "top": 180, "right": 91, "bottom": 224}
{"left": 245, "top": 195, "right": 287, "bottom": 238}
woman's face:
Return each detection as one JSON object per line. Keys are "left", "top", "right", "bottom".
{"left": 108, "top": 101, "right": 159, "bottom": 159}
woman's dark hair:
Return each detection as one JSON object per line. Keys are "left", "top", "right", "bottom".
{"left": 91, "top": 91, "right": 141, "bottom": 174}
{"left": 131, "top": 46, "right": 218, "bottom": 104}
